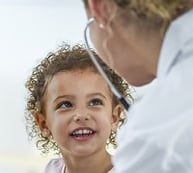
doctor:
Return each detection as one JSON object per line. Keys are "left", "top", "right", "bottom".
{"left": 82, "top": 0, "right": 193, "bottom": 172}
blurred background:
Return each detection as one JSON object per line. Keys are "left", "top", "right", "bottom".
{"left": 0, "top": 0, "right": 86, "bottom": 172}
{"left": 0, "top": 0, "right": 153, "bottom": 173}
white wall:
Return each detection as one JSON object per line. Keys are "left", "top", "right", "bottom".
{"left": 0, "top": 1, "right": 87, "bottom": 172}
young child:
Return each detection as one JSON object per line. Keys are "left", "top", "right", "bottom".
{"left": 25, "top": 44, "right": 133, "bottom": 173}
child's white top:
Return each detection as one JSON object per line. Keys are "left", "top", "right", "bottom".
{"left": 43, "top": 158, "right": 114, "bottom": 173}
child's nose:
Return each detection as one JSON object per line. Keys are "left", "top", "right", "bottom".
{"left": 73, "top": 108, "right": 90, "bottom": 122}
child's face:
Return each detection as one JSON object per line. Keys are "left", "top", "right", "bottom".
{"left": 36, "top": 69, "right": 120, "bottom": 157}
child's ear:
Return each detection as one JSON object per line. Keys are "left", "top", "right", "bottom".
{"left": 34, "top": 112, "right": 51, "bottom": 137}
{"left": 111, "top": 104, "right": 122, "bottom": 130}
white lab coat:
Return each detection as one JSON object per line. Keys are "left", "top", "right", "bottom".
{"left": 113, "top": 9, "right": 193, "bottom": 173}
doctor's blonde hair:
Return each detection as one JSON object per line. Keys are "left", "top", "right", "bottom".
{"left": 83, "top": 0, "right": 193, "bottom": 33}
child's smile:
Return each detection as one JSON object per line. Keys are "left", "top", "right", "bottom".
{"left": 70, "top": 127, "right": 96, "bottom": 142}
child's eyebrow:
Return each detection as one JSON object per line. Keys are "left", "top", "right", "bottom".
{"left": 52, "top": 93, "right": 108, "bottom": 103}
{"left": 87, "top": 93, "right": 107, "bottom": 99}
{"left": 53, "top": 95, "right": 74, "bottom": 102}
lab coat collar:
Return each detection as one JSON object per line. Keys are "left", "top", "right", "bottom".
{"left": 157, "top": 9, "right": 193, "bottom": 77}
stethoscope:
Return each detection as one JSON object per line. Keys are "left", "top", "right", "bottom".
{"left": 84, "top": 17, "right": 130, "bottom": 111}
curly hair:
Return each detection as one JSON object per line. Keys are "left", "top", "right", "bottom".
{"left": 25, "top": 43, "right": 133, "bottom": 155}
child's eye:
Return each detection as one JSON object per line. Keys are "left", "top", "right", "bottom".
{"left": 57, "top": 101, "right": 73, "bottom": 109}
{"left": 88, "top": 98, "right": 103, "bottom": 106}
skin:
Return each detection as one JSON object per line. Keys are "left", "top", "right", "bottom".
{"left": 85, "top": 0, "right": 163, "bottom": 86}
{"left": 35, "top": 68, "right": 121, "bottom": 173}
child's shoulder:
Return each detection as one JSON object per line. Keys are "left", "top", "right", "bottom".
{"left": 43, "top": 158, "right": 64, "bottom": 173}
